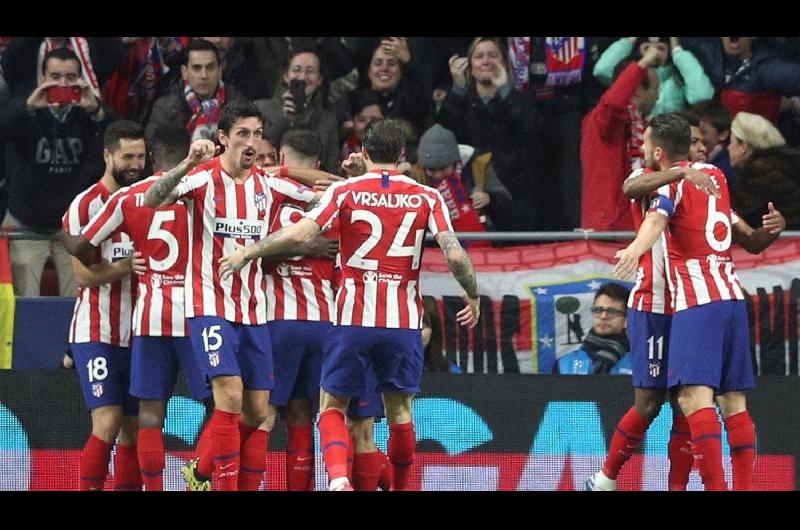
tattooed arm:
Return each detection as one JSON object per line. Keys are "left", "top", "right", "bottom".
{"left": 143, "top": 139, "right": 216, "bottom": 208}
{"left": 219, "top": 218, "right": 321, "bottom": 280}
{"left": 435, "top": 230, "right": 480, "bottom": 327}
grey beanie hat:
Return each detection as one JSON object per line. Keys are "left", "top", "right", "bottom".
{"left": 418, "top": 124, "right": 460, "bottom": 169}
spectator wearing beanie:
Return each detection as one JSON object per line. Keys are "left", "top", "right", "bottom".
{"left": 413, "top": 124, "right": 512, "bottom": 241}
{"left": 729, "top": 111, "right": 800, "bottom": 228}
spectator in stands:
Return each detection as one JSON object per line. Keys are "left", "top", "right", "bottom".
{"left": 102, "top": 37, "right": 182, "bottom": 124}
{"left": 691, "top": 100, "right": 735, "bottom": 182}
{"left": 339, "top": 89, "right": 384, "bottom": 168}
{"left": 438, "top": 37, "right": 545, "bottom": 231}
{"left": 729, "top": 111, "right": 800, "bottom": 229}
{"left": 0, "top": 47, "right": 114, "bottom": 297}
{"left": 255, "top": 50, "right": 339, "bottom": 173}
{"left": 553, "top": 283, "right": 632, "bottom": 375}
{"left": 594, "top": 37, "right": 714, "bottom": 118}
{"left": 580, "top": 47, "right": 660, "bottom": 231}
{"left": 507, "top": 36, "right": 614, "bottom": 230}
{"left": 683, "top": 37, "right": 800, "bottom": 125}
{"left": 145, "top": 39, "right": 242, "bottom": 143}
{"left": 0, "top": 37, "right": 125, "bottom": 99}
{"left": 357, "top": 38, "right": 435, "bottom": 161}
{"left": 413, "top": 124, "right": 512, "bottom": 242}
{"left": 236, "top": 38, "right": 355, "bottom": 102}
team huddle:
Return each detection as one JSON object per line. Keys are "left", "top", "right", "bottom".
{"left": 586, "top": 112, "right": 784, "bottom": 491}
{"left": 60, "top": 103, "right": 479, "bottom": 492}
{"left": 59, "top": 97, "right": 779, "bottom": 491}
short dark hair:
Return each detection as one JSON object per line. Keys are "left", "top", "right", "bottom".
{"left": 182, "top": 39, "right": 220, "bottom": 66}
{"left": 218, "top": 99, "right": 263, "bottom": 134}
{"left": 612, "top": 59, "right": 653, "bottom": 90}
{"left": 280, "top": 129, "right": 322, "bottom": 161}
{"left": 594, "top": 282, "right": 630, "bottom": 305}
{"left": 362, "top": 118, "right": 406, "bottom": 164}
{"left": 349, "top": 88, "right": 382, "bottom": 117}
{"left": 150, "top": 125, "right": 190, "bottom": 171}
{"left": 676, "top": 111, "right": 700, "bottom": 128}
{"left": 649, "top": 112, "right": 691, "bottom": 158}
{"left": 691, "top": 100, "right": 732, "bottom": 133}
{"left": 104, "top": 120, "right": 145, "bottom": 152}
{"left": 41, "top": 48, "right": 81, "bottom": 76}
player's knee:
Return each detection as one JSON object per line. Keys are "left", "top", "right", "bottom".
{"left": 137, "top": 400, "right": 166, "bottom": 429}
{"left": 384, "top": 394, "right": 413, "bottom": 424}
{"left": 285, "top": 400, "right": 313, "bottom": 425}
{"left": 91, "top": 407, "right": 123, "bottom": 443}
{"left": 212, "top": 377, "right": 244, "bottom": 412}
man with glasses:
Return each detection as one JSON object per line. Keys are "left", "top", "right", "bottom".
{"left": 553, "top": 283, "right": 632, "bottom": 375}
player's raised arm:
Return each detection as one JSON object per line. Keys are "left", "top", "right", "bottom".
{"left": 434, "top": 230, "right": 480, "bottom": 328}
{"left": 143, "top": 139, "right": 216, "bottom": 207}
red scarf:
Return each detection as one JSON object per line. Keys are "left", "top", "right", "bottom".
{"left": 431, "top": 163, "right": 486, "bottom": 234}
{"left": 185, "top": 80, "right": 226, "bottom": 141}
{"left": 626, "top": 104, "right": 646, "bottom": 174}
{"left": 38, "top": 37, "right": 100, "bottom": 97}
{"left": 102, "top": 37, "right": 167, "bottom": 119}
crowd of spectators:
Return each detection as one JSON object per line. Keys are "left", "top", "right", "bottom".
{"left": 1, "top": 36, "right": 799, "bottom": 297}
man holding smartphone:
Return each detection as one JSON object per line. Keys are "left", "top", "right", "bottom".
{"left": 255, "top": 50, "right": 340, "bottom": 173}
{"left": 0, "top": 47, "right": 114, "bottom": 297}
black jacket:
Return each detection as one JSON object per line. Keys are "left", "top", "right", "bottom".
{"left": 0, "top": 97, "right": 115, "bottom": 232}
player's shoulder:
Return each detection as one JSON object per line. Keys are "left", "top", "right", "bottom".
{"left": 70, "top": 181, "right": 104, "bottom": 209}
{"left": 689, "top": 161, "right": 724, "bottom": 176}
{"left": 625, "top": 167, "right": 653, "bottom": 182}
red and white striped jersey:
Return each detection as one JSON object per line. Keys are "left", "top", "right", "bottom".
{"left": 656, "top": 161, "right": 746, "bottom": 311}
{"left": 625, "top": 168, "right": 672, "bottom": 314}
{"left": 63, "top": 181, "right": 135, "bottom": 346}
{"left": 176, "top": 157, "right": 316, "bottom": 324}
{"left": 82, "top": 176, "right": 189, "bottom": 337}
{"left": 306, "top": 170, "right": 453, "bottom": 329}
{"left": 264, "top": 205, "right": 338, "bottom": 322}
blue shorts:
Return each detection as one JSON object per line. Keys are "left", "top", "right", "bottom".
{"left": 72, "top": 342, "right": 138, "bottom": 416}
{"left": 668, "top": 300, "right": 755, "bottom": 392}
{"left": 268, "top": 320, "right": 330, "bottom": 412}
{"left": 130, "top": 336, "right": 211, "bottom": 401}
{"left": 347, "top": 361, "right": 386, "bottom": 419}
{"left": 627, "top": 309, "right": 671, "bottom": 389}
{"left": 321, "top": 326, "right": 423, "bottom": 398}
{"left": 188, "top": 316, "right": 274, "bottom": 391}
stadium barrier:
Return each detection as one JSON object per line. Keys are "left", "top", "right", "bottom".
{"left": 0, "top": 371, "right": 795, "bottom": 490}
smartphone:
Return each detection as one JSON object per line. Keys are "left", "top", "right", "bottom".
{"left": 289, "top": 79, "right": 306, "bottom": 113}
{"left": 47, "top": 85, "right": 81, "bottom": 105}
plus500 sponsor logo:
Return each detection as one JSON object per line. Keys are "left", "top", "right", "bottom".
{"left": 213, "top": 218, "right": 263, "bottom": 240}
{"left": 111, "top": 242, "right": 134, "bottom": 262}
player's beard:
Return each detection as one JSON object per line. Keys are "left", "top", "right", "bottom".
{"left": 112, "top": 163, "right": 143, "bottom": 188}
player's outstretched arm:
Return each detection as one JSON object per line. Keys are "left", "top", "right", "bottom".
{"left": 219, "top": 218, "right": 321, "bottom": 280}
{"left": 732, "top": 202, "right": 785, "bottom": 254}
{"left": 614, "top": 211, "right": 668, "bottom": 279}
{"left": 623, "top": 167, "right": 719, "bottom": 199}
{"left": 435, "top": 230, "right": 480, "bottom": 328}
{"left": 144, "top": 139, "right": 216, "bottom": 208}
{"left": 69, "top": 252, "right": 145, "bottom": 289}
{"left": 267, "top": 166, "right": 345, "bottom": 192}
